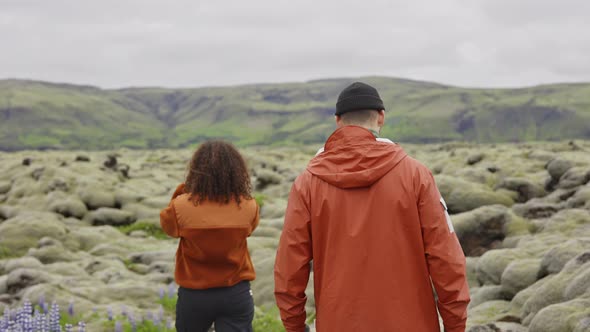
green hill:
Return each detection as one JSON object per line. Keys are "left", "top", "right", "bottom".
{"left": 1, "top": 77, "right": 590, "bottom": 150}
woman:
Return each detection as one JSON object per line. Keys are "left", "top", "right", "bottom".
{"left": 160, "top": 140, "right": 259, "bottom": 332}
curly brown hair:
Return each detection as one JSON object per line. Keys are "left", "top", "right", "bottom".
{"left": 184, "top": 140, "right": 252, "bottom": 205}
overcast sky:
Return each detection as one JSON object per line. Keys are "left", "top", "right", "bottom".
{"left": 1, "top": 0, "right": 589, "bottom": 89}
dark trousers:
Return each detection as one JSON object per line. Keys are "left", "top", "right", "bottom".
{"left": 176, "top": 281, "right": 254, "bottom": 332}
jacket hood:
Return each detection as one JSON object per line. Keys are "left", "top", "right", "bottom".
{"left": 307, "top": 126, "right": 407, "bottom": 188}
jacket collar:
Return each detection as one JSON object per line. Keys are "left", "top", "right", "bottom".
{"left": 324, "top": 126, "right": 378, "bottom": 152}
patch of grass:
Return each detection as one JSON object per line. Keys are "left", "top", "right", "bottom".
{"left": 18, "top": 133, "right": 62, "bottom": 148}
{"left": 253, "top": 307, "right": 285, "bottom": 332}
{"left": 0, "top": 245, "right": 17, "bottom": 259}
{"left": 102, "top": 315, "right": 175, "bottom": 332}
{"left": 117, "top": 221, "right": 168, "bottom": 240}
{"left": 59, "top": 311, "right": 89, "bottom": 328}
{"left": 251, "top": 305, "right": 315, "bottom": 332}
{"left": 254, "top": 193, "right": 266, "bottom": 208}
{"left": 122, "top": 258, "right": 138, "bottom": 272}
{"left": 157, "top": 296, "right": 177, "bottom": 315}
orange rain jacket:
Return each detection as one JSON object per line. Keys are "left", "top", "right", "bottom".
{"left": 160, "top": 184, "right": 260, "bottom": 289}
{"left": 274, "top": 126, "right": 470, "bottom": 332}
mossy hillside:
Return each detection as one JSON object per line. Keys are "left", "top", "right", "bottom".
{"left": 0, "top": 81, "right": 168, "bottom": 150}
{"left": 2, "top": 78, "right": 590, "bottom": 150}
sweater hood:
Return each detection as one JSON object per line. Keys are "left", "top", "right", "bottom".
{"left": 307, "top": 126, "right": 407, "bottom": 188}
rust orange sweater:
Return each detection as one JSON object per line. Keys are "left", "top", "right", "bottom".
{"left": 160, "top": 184, "right": 259, "bottom": 289}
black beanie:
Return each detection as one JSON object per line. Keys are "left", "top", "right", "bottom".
{"left": 335, "top": 82, "right": 385, "bottom": 116}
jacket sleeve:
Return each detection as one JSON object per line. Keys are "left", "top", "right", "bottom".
{"left": 274, "top": 176, "right": 312, "bottom": 332}
{"left": 417, "top": 169, "right": 470, "bottom": 332}
{"left": 159, "top": 183, "right": 186, "bottom": 238}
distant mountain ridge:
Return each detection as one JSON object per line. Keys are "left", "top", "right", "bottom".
{"left": 1, "top": 77, "right": 589, "bottom": 151}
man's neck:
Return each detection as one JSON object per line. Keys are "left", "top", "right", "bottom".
{"left": 338, "top": 124, "right": 380, "bottom": 137}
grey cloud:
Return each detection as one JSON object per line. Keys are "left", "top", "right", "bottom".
{"left": 0, "top": 0, "right": 589, "bottom": 88}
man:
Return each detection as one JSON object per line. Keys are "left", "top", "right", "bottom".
{"left": 274, "top": 82, "right": 470, "bottom": 332}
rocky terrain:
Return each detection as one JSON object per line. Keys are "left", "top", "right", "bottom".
{"left": 0, "top": 140, "right": 589, "bottom": 331}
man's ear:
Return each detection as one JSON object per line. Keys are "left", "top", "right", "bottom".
{"left": 335, "top": 115, "right": 344, "bottom": 128}
{"left": 377, "top": 110, "right": 385, "bottom": 127}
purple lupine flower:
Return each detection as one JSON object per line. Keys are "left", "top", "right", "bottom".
{"left": 114, "top": 321, "right": 123, "bottom": 332}
{"left": 152, "top": 315, "right": 161, "bottom": 327}
{"left": 167, "top": 283, "right": 176, "bottom": 298}
{"left": 43, "top": 313, "right": 50, "bottom": 332}
{"left": 121, "top": 305, "right": 128, "bottom": 318}
{"left": 158, "top": 287, "right": 165, "bottom": 300}
{"left": 20, "top": 300, "right": 33, "bottom": 332}
{"left": 32, "top": 309, "right": 43, "bottom": 332}
{"left": 157, "top": 305, "right": 164, "bottom": 322}
{"left": 38, "top": 294, "right": 46, "bottom": 311}
{"left": 1, "top": 308, "right": 7, "bottom": 330}
{"left": 15, "top": 307, "right": 24, "bottom": 328}
{"left": 39, "top": 295, "right": 49, "bottom": 316}
{"left": 67, "top": 300, "right": 74, "bottom": 317}
{"left": 23, "top": 312, "right": 33, "bottom": 332}
{"left": 107, "top": 307, "right": 113, "bottom": 321}
{"left": 49, "top": 301, "right": 60, "bottom": 332}
{"left": 32, "top": 316, "right": 40, "bottom": 332}
{"left": 9, "top": 308, "right": 17, "bottom": 321}
{"left": 148, "top": 310, "right": 160, "bottom": 326}
{"left": 23, "top": 299, "right": 33, "bottom": 316}
{"left": 65, "top": 323, "right": 73, "bottom": 332}
{"left": 166, "top": 319, "right": 173, "bottom": 330}
{"left": 77, "top": 321, "right": 86, "bottom": 332}
{"left": 68, "top": 299, "right": 74, "bottom": 317}
{"left": 128, "top": 312, "right": 137, "bottom": 332}
{"left": 8, "top": 319, "right": 17, "bottom": 331}
{"left": 41, "top": 301, "right": 49, "bottom": 315}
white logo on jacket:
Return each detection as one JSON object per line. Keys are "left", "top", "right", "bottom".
{"left": 439, "top": 197, "right": 455, "bottom": 233}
